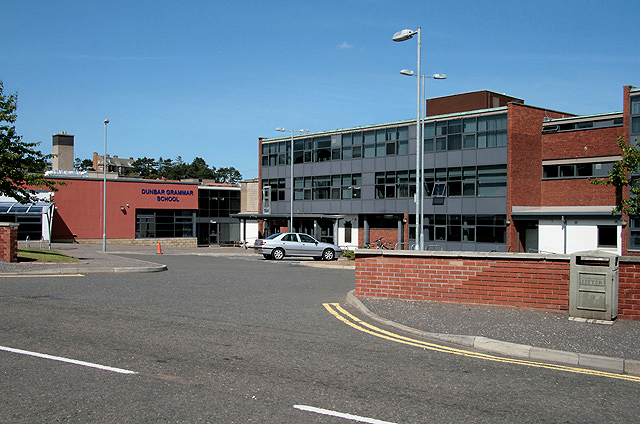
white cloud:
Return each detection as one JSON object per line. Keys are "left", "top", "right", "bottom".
{"left": 338, "top": 41, "right": 353, "bottom": 50}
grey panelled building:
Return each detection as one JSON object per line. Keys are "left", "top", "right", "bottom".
{"left": 258, "top": 91, "right": 533, "bottom": 251}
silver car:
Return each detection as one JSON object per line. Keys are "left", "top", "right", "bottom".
{"left": 254, "top": 232, "right": 343, "bottom": 261}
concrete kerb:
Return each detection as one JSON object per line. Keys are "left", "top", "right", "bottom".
{"left": 0, "top": 263, "right": 167, "bottom": 275}
{"left": 345, "top": 290, "right": 640, "bottom": 377}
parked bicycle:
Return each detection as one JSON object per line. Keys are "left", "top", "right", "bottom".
{"left": 364, "top": 237, "right": 395, "bottom": 250}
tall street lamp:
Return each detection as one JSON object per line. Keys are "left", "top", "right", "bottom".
{"left": 400, "top": 69, "right": 446, "bottom": 250}
{"left": 394, "top": 27, "right": 423, "bottom": 250}
{"left": 102, "top": 119, "right": 109, "bottom": 251}
{"left": 276, "top": 128, "right": 309, "bottom": 232}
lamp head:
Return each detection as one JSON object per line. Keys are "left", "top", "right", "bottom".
{"left": 392, "top": 29, "right": 417, "bottom": 42}
{"left": 432, "top": 74, "right": 447, "bottom": 79}
{"left": 104, "top": 119, "right": 109, "bottom": 124}
{"left": 276, "top": 128, "right": 286, "bottom": 132}
{"left": 400, "top": 69, "right": 416, "bottom": 76}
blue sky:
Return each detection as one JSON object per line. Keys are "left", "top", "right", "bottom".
{"left": 3, "top": 0, "right": 639, "bottom": 179}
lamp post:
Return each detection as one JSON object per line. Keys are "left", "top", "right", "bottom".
{"left": 276, "top": 128, "right": 309, "bottom": 232}
{"left": 102, "top": 119, "right": 109, "bottom": 251}
{"left": 394, "top": 27, "right": 423, "bottom": 250}
{"left": 400, "top": 69, "right": 446, "bottom": 250}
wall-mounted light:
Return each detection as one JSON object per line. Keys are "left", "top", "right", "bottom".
{"left": 505, "top": 219, "right": 511, "bottom": 226}
{"left": 120, "top": 206, "right": 126, "bottom": 212}
{"left": 621, "top": 219, "right": 628, "bottom": 227}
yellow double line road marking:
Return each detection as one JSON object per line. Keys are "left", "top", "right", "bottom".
{"left": 323, "top": 302, "right": 640, "bottom": 383}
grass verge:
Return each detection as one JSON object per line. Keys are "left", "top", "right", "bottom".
{"left": 17, "top": 248, "right": 81, "bottom": 263}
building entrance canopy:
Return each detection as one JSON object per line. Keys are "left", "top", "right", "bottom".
{"left": 0, "top": 201, "right": 55, "bottom": 242}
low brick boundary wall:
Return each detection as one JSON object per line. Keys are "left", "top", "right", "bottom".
{"left": 54, "top": 237, "right": 198, "bottom": 248}
{"left": 355, "top": 250, "right": 640, "bottom": 321}
{"left": 0, "top": 223, "right": 19, "bottom": 262}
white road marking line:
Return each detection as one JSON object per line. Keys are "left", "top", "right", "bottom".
{"left": 294, "top": 405, "right": 397, "bottom": 424}
{"left": 0, "top": 274, "right": 85, "bottom": 278}
{"left": 0, "top": 345, "right": 138, "bottom": 375}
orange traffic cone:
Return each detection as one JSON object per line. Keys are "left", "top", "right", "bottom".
{"left": 156, "top": 241, "right": 163, "bottom": 254}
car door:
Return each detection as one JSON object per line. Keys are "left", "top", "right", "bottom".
{"left": 280, "top": 233, "right": 300, "bottom": 255}
{"left": 298, "top": 233, "right": 321, "bottom": 257}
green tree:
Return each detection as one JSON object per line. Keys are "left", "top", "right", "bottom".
{"left": 74, "top": 158, "right": 95, "bottom": 171}
{"left": 131, "top": 157, "right": 159, "bottom": 178}
{"left": 0, "top": 81, "right": 61, "bottom": 203}
{"left": 590, "top": 136, "right": 640, "bottom": 216}
{"left": 215, "top": 166, "right": 243, "bottom": 184}
{"left": 160, "top": 156, "right": 187, "bottom": 180}
{"left": 186, "top": 157, "right": 215, "bottom": 179}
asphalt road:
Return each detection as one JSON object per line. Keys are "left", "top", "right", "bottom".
{"left": 1, "top": 254, "right": 639, "bottom": 423}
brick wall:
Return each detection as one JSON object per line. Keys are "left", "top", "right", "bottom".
{"left": 355, "top": 250, "right": 640, "bottom": 321}
{"left": 619, "top": 261, "right": 640, "bottom": 320}
{"left": 0, "top": 223, "right": 19, "bottom": 262}
{"left": 359, "top": 228, "right": 401, "bottom": 248}
{"left": 507, "top": 104, "right": 570, "bottom": 251}
{"left": 541, "top": 179, "right": 617, "bottom": 207}
{"left": 542, "top": 126, "right": 622, "bottom": 160}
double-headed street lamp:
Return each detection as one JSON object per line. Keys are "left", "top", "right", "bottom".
{"left": 393, "top": 26, "right": 446, "bottom": 250}
{"left": 400, "top": 69, "right": 446, "bottom": 251}
{"left": 276, "top": 128, "right": 309, "bottom": 232}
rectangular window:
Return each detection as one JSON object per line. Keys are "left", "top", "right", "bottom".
{"left": 424, "top": 138, "right": 434, "bottom": 151}
{"left": 342, "top": 133, "right": 352, "bottom": 146}
{"left": 630, "top": 217, "right": 640, "bottom": 250}
{"left": 631, "top": 96, "right": 640, "bottom": 115}
{"left": 598, "top": 225, "right": 618, "bottom": 248}
{"left": 136, "top": 210, "right": 194, "bottom": 238}
{"left": 559, "top": 164, "right": 575, "bottom": 177}
{"left": 448, "top": 134, "right": 462, "bottom": 150}
{"left": 386, "top": 142, "right": 396, "bottom": 155}
{"left": 632, "top": 117, "right": 640, "bottom": 134}
{"left": 364, "top": 144, "right": 375, "bottom": 158}
{"left": 448, "top": 119, "right": 462, "bottom": 134}
{"left": 543, "top": 162, "right": 615, "bottom": 179}
{"left": 423, "top": 122, "right": 435, "bottom": 137}
{"left": 463, "top": 118, "right": 476, "bottom": 133}
{"left": 463, "top": 134, "right": 476, "bottom": 149}
{"left": 397, "top": 140, "right": 408, "bottom": 155}
{"left": 477, "top": 165, "right": 507, "bottom": 197}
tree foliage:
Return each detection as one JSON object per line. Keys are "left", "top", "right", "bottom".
{"left": 0, "top": 81, "right": 61, "bottom": 203}
{"left": 590, "top": 136, "right": 640, "bottom": 216}
{"left": 74, "top": 158, "right": 94, "bottom": 171}
{"left": 128, "top": 155, "right": 243, "bottom": 183}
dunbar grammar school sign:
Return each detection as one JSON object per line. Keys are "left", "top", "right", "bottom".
{"left": 141, "top": 188, "right": 195, "bottom": 203}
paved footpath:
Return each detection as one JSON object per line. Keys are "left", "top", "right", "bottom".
{"left": 2, "top": 243, "right": 639, "bottom": 376}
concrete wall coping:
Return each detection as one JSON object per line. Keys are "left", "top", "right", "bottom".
{"left": 353, "top": 249, "right": 640, "bottom": 264}
{"left": 0, "top": 223, "right": 19, "bottom": 228}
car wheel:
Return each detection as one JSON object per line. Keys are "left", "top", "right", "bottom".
{"left": 322, "top": 248, "right": 335, "bottom": 261}
{"left": 263, "top": 254, "right": 272, "bottom": 260}
{"left": 271, "top": 248, "right": 285, "bottom": 260}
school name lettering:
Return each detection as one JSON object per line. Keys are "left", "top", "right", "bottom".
{"left": 141, "top": 188, "right": 194, "bottom": 203}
